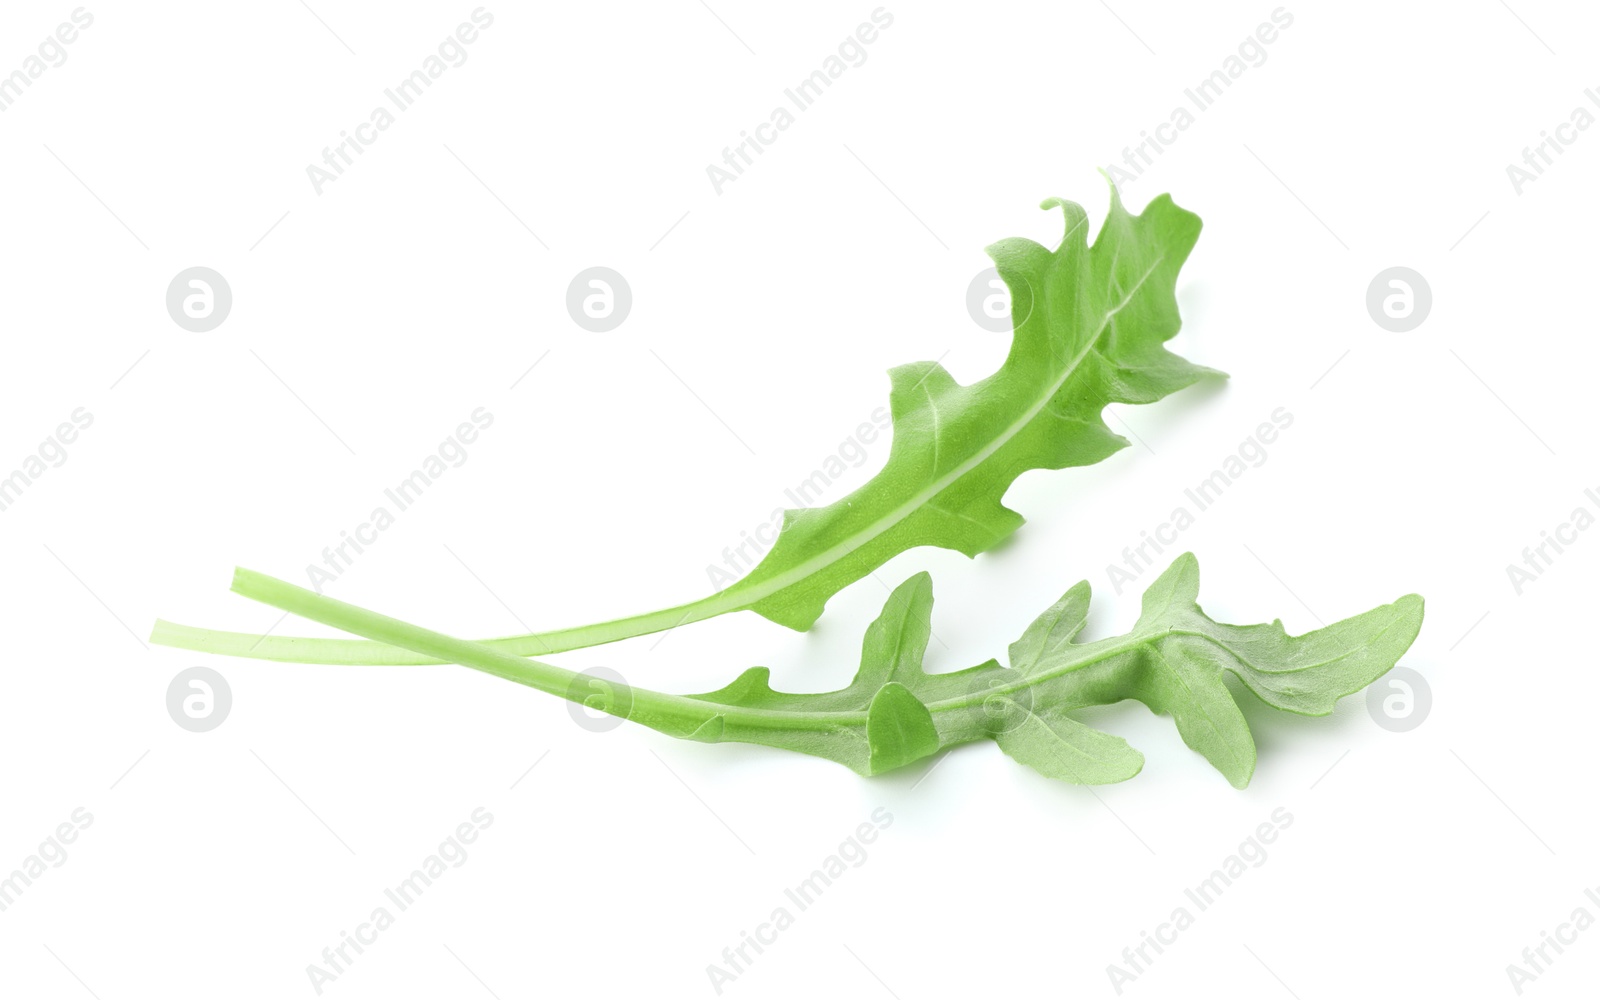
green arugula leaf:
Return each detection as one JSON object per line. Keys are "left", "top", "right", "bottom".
{"left": 866, "top": 683, "right": 941, "bottom": 774}
{"left": 152, "top": 187, "right": 1222, "bottom": 665}
{"left": 992, "top": 706, "right": 1146, "bottom": 785}
{"left": 722, "top": 188, "right": 1217, "bottom": 631}
{"left": 228, "top": 553, "right": 1423, "bottom": 787}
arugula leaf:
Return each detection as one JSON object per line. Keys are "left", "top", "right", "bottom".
{"left": 718, "top": 188, "right": 1218, "bottom": 630}
{"left": 151, "top": 187, "right": 1220, "bottom": 665}
{"left": 228, "top": 553, "right": 1423, "bottom": 787}
{"left": 992, "top": 707, "right": 1146, "bottom": 785}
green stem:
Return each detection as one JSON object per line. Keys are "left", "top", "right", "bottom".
{"left": 229, "top": 568, "right": 701, "bottom": 714}
{"left": 150, "top": 585, "right": 742, "bottom": 664}
{"left": 225, "top": 567, "right": 1153, "bottom": 769}
{"left": 225, "top": 569, "right": 881, "bottom": 761}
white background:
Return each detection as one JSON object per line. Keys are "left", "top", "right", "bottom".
{"left": 2, "top": 1, "right": 1596, "bottom": 996}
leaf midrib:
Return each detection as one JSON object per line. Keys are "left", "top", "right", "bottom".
{"left": 729, "top": 254, "right": 1167, "bottom": 613}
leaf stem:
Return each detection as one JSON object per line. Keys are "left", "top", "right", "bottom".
{"left": 225, "top": 567, "right": 1149, "bottom": 728}
{"left": 150, "top": 586, "right": 742, "bottom": 664}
